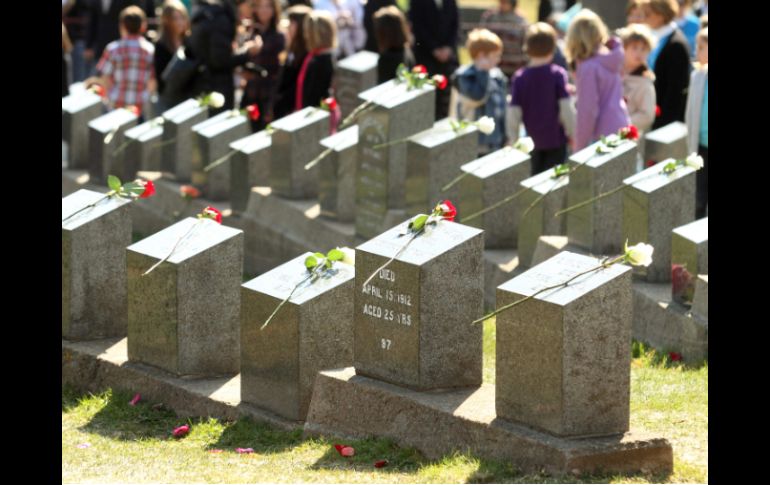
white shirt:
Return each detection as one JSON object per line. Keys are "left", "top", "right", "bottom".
{"left": 313, "top": 0, "right": 366, "bottom": 58}
{"left": 652, "top": 21, "right": 677, "bottom": 42}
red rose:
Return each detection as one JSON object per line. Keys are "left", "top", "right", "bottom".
{"left": 180, "top": 185, "right": 201, "bottom": 199}
{"left": 90, "top": 84, "right": 106, "bottom": 97}
{"left": 139, "top": 180, "right": 155, "bottom": 198}
{"left": 202, "top": 206, "right": 223, "bottom": 224}
{"left": 655, "top": 105, "right": 661, "bottom": 117}
{"left": 126, "top": 105, "right": 141, "bottom": 116}
{"left": 669, "top": 352, "right": 682, "bottom": 362}
{"left": 322, "top": 97, "right": 338, "bottom": 112}
{"left": 439, "top": 200, "right": 457, "bottom": 222}
{"left": 671, "top": 264, "right": 692, "bottom": 297}
{"left": 432, "top": 74, "right": 448, "bottom": 90}
{"left": 624, "top": 124, "right": 639, "bottom": 140}
{"left": 172, "top": 424, "right": 190, "bottom": 438}
{"left": 374, "top": 460, "right": 389, "bottom": 468}
{"left": 412, "top": 65, "right": 427, "bottom": 74}
{"left": 334, "top": 444, "right": 355, "bottom": 457}
{"left": 646, "top": 159, "right": 656, "bottom": 168}
{"left": 246, "top": 104, "right": 260, "bottom": 121}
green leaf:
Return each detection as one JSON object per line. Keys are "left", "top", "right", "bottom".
{"left": 552, "top": 163, "right": 570, "bottom": 178}
{"left": 410, "top": 214, "right": 429, "bottom": 231}
{"left": 122, "top": 182, "right": 145, "bottom": 196}
{"left": 107, "top": 175, "right": 122, "bottom": 191}
{"left": 325, "top": 260, "right": 332, "bottom": 269}
{"left": 304, "top": 256, "right": 318, "bottom": 270}
{"left": 662, "top": 161, "right": 678, "bottom": 174}
{"left": 313, "top": 252, "right": 325, "bottom": 260}
{"left": 326, "top": 249, "right": 344, "bottom": 261}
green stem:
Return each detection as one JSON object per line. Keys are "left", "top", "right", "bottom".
{"left": 261, "top": 260, "right": 327, "bottom": 330}
{"left": 361, "top": 227, "right": 424, "bottom": 289}
{"left": 338, "top": 100, "right": 375, "bottom": 131}
{"left": 554, "top": 184, "right": 628, "bottom": 218}
{"left": 204, "top": 147, "right": 239, "bottom": 172}
{"left": 521, "top": 175, "right": 567, "bottom": 219}
{"left": 304, "top": 146, "right": 334, "bottom": 170}
{"left": 462, "top": 186, "right": 528, "bottom": 223}
{"left": 143, "top": 220, "right": 201, "bottom": 276}
{"left": 62, "top": 192, "right": 115, "bottom": 223}
{"left": 472, "top": 255, "right": 625, "bottom": 324}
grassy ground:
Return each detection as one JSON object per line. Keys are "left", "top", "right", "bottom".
{"left": 62, "top": 320, "right": 707, "bottom": 483}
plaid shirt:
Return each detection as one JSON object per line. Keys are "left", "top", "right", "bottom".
{"left": 96, "top": 35, "right": 154, "bottom": 111}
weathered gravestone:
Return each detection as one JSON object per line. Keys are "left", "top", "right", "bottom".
{"left": 124, "top": 119, "right": 164, "bottom": 175}
{"left": 335, "top": 50, "right": 380, "bottom": 118}
{"left": 567, "top": 140, "right": 638, "bottom": 255}
{"left": 623, "top": 159, "right": 696, "bottom": 282}
{"left": 161, "top": 98, "right": 209, "bottom": 181}
{"left": 458, "top": 147, "right": 531, "bottom": 248}
{"left": 355, "top": 80, "right": 436, "bottom": 239}
{"left": 671, "top": 217, "right": 708, "bottom": 306}
{"left": 354, "top": 219, "right": 484, "bottom": 389}
{"left": 517, "top": 170, "right": 569, "bottom": 268}
{"left": 496, "top": 251, "right": 633, "bottom": 437}
{"left": 191, "top": 110, "right": 251, "bottom": 201}
{"left": 230, "top": 130, "right": 272, "bottom": 213}
{"left": 88, "top": 108, "right": 139, "bottom": 183}
{"left": 241, "top": 252, "right": 355, "bottom": 421}
{"left": 319, "top": 125, "right": 359, "bottom": 222}
{"left": 405, "top": 118, "right": 478, "bottom": 215}
{"left": 127, "top": 218, "right": 243, "bottom": 376}
{"left": 62, "top": 189, "right": 132, "bottom": 339}
{"left": 643, "top": 121, "right": 688, "bottom": 164}
{"left": 62, "top": 90, "right": 103, "bottom": 169}
{"left": 269, "top": 107, "right": 329, "bottom": 199}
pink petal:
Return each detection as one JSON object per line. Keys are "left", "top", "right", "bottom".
{"left": 129, "top": 393, "right": 141, "bottom": 406}
{"left": 374, "top": 459, "right": 388, "bottom": 468}
{"left": 76, "top": 443, "right": 91, "bottom": 449}
{"left": 172, "top": 424, "right": 190, "bottom": 437}
{"left": 341, "top": 446, "right": 355, "bottom": 457}
{"left": 235, "top": 447, "right": 254, "bottom": 454}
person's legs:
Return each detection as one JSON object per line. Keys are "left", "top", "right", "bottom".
{"left": 542, "top": 144, "right": 567, "bottom": 171}
{"left": 695, "top": 144, "right": 708, "bottom": 218}
{"left": 530, "top": 149, "right": 545, "bottom": 175}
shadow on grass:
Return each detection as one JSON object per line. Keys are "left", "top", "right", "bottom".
{"left": 307, "top": 436, "right": 422, "bottom": 474}
{"left": 206, "top": 417, "right": 303, "bottom": 455}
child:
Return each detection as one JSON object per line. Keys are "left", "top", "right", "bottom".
{"left": 295, "top": 10, "right": 337, "bottom": 110}
{"left": 508, "top": 22, "right": 574, "bottom": 175}
{"left": 451, "top": 28, "right": 508, "bottom": 155}
{"left": 373, "top": 5, "right": 414, "bottom": 83}
{"left": 626, "top": 0, "right": 646, "bottom": 25}
{"left": 479, "top": 0, "right": 529, "bottom": 79}
{"left": 566, "top": 9, "right": 630, "bottom": 151}
{"left": 273, "top": 4, "right": 312, "bottom": 120}
{"left": 685, "top": 27, "right": 707, "bottom": 218}
{"left": 88, "top": 6, "right": 155, "bottom": 115}
{"left": 620, "top": 23, "right": 657, "bottom": 134}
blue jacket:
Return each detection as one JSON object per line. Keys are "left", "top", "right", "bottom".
{"left": 452, "top": 64, "right": 508, "bottom": 151}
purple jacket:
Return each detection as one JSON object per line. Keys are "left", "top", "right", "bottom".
{"left": 575, "top": 37, "right": 631, "bottom": 150}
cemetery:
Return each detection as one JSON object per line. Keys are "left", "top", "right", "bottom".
{"left": 62, "top": 52, "right": 707, "bottom": 481}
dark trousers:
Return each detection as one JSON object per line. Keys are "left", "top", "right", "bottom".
{"left": 530, "top": 144, "right": 567, "bottom": 176}
{"left": 415, "top": 51, "right": 458, "bottom": 121}
{"left": 696, "top": 144, "right": 708, "bottom": 218}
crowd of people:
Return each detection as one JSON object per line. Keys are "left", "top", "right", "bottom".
{"left": 62, "top": 0, "right": 708, "bottom": 216}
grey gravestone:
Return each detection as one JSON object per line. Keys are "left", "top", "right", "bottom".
{"left": 62, "top": 189, "right": 132, "bottom": 339}
{"left": 517, "top": 170, "right": 570, "bottom": 268}
{"left": 458, "top": 147, "right": 531, "bottom": 248}
{"left": 643, "top": 122, "right": 688, "bottom": 164}
{"left": 161, "top": 99, "right": 209, "bottom": 181}
{"left": 230, "top": 130, "right": 272, "bottom": 213}
{"left": 124, "top": 119, "right": 164, "bottom": 175}
{"left": 354, "top": 220, "right": 484, "bottom": 389}
{"left": 691, "top": 274, "right": 708, "bottom": 321}
{"left": 88, "top": 108, "right": 138, "bottom": 183}
{"left": 335, "top": 50, "right": 380, "bottom": 118}
{"left": 405, "top": 118, "right": 478, "bottom": 215}
{"left": 241, "top": 253, "right": 355, "bottom": 421}
{"left": 671, "top": 217, "right": 708, "bottom": 306}
{"left": 623, "top": 160, "right": 696, "bottom": 282}
{"left": 62, "top": 91, "right": 103, "bottom": 169}
{"left": 319, "top": 125, "right": 359, "bottom": 222}
{"left": 269, "top": 107, "right": 329, "bottom": 199}
{"left": 355, "top": 80, "right": 436, "bottom": 239}
{"left": 127, "top": 218, "right": 243, "bottom": 376}
{"left": 496, "top": 251, "right": 632, "bottom": 437}
{"left": 567, "top": 140, "right": 638, "bottom": 255}
{"left": 191, "top": 110, "right": 251, "bottom": 201}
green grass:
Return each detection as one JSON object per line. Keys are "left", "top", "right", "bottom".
{"left": 63, "top": 324, "right": 707, "bottom": 483}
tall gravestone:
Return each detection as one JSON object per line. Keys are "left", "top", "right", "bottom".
{"left": 517, "top": 170, "right": 570, "bottom": 267}
{"left": 191, "top": 110, "right": 251, "bottom": 201}
{"left": 335, "top": 50, "right": 380, "bottom": 118}
{"left": 458, "top": 147, "right": 531, "bottom": 248}
{"left": 496, "top": 251, "right": 633, "bottom": 437}
{"left": 623, "top": 159, "right": 696, "bottom": 282}
{"left": 567, "top": 140, "right": 638, "bottom": 255}
{"left": 126, "top": 218, "right": 243, "bottom": 376}
{"left": 241, "top": 253, "right": 355, "bottom": 421}
{"left": 230, "top": 130, "right": 272, "bottom": 213}
{"left": 405, "top": 118, "right": 478, "bottom": 215}
{"left": 62, "top": 189, "right": 132, "bottom": 339}
{"left": 354, "top": 219, "right": 484, "bottom": 389}
{"left": 62, "top": 90, "right": 103, "bottom": 169}
{"left": 355, "top": 80, "right": 436, "bottom": 239}
{"left": 319, "top": 125, "right": 359, "bottom": 222}
{"left": 269, "top": 107, "right": 330, "bottom": 199}
{"left": 88, "top": 108, "right": 138, "bottom": 183}
{"left": 124, "top": 119, "right": 164, "bottom": 175}
{"left": 643, "top": 122, "right": 688, "bottom": 164}
{"left": 161, "top": 99, "right": 209, "bottom": 181}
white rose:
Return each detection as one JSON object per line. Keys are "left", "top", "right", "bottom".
{"left": 604, "top": 134, "right": 621, "bottom": 145}
{"left": 476, "top": 116, "right": 495, "bottom": 135}
{"left": 624, "top": 241, "right": 654, "bottom": 267}
{"left": 208, "top": 92, "right": 225, "bottom": 108}
{"left": 514, "top": 136, "right": 534, "bottom": 153}
{"left": 685, "top": 153, "right": 704, "bottom": 170}
{"left": 338, "top": 247, "right": 355, "bottom": 266}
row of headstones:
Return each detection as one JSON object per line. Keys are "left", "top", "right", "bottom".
{"left": 63, "top": 190, "right": 633, "bottom": 439}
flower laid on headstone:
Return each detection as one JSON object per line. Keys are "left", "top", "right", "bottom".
{"left": 394, "top": 64, "right": 448, "bottom": 92}
{"left": 513, "top": 136, "right": 535, "bottom": 154}
{"left": 201, "top": 104, "right": 263, "bottom": 173}
{"left": 199, "top": 91, "right": 225, "bottom": 109}
{"left": 473, "top": 240, "right": 655, "bottom": 324}
{"left": 334, "top": 444, "right": 355, "bottom": 457}
{"left": 172, "top": 424, "right": 190, "bottom": 438}
{"left": 260, "top": 247, "right": 356, "bottom": 330}
{"left": 112, "top": 115, "right": 166, "bottom": 157}
{"left": 180, "top": 185, "right": 201, "bottom": 199}
{"left": 595, "top": 124, "right": 639, "bottom": 154}
{"left": 361, "top": 200, "right": 457, "bottom": 289}
{"left": 62, "top": 175, "right": 155, "bottom": 223}
{"left": 448, "top": 116, "right": 496, "bottom": 136}
{"left": 554, "top": 153, "right": 705, "bottom": 218}
{"left": 88, "top": 84, "right": 106, "bottom": 98}
{"left": 103, "top": 105, "right": 141, "bottom": 145}
{"left": 142, "top": 206, "right": 223, "bottom": 275}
